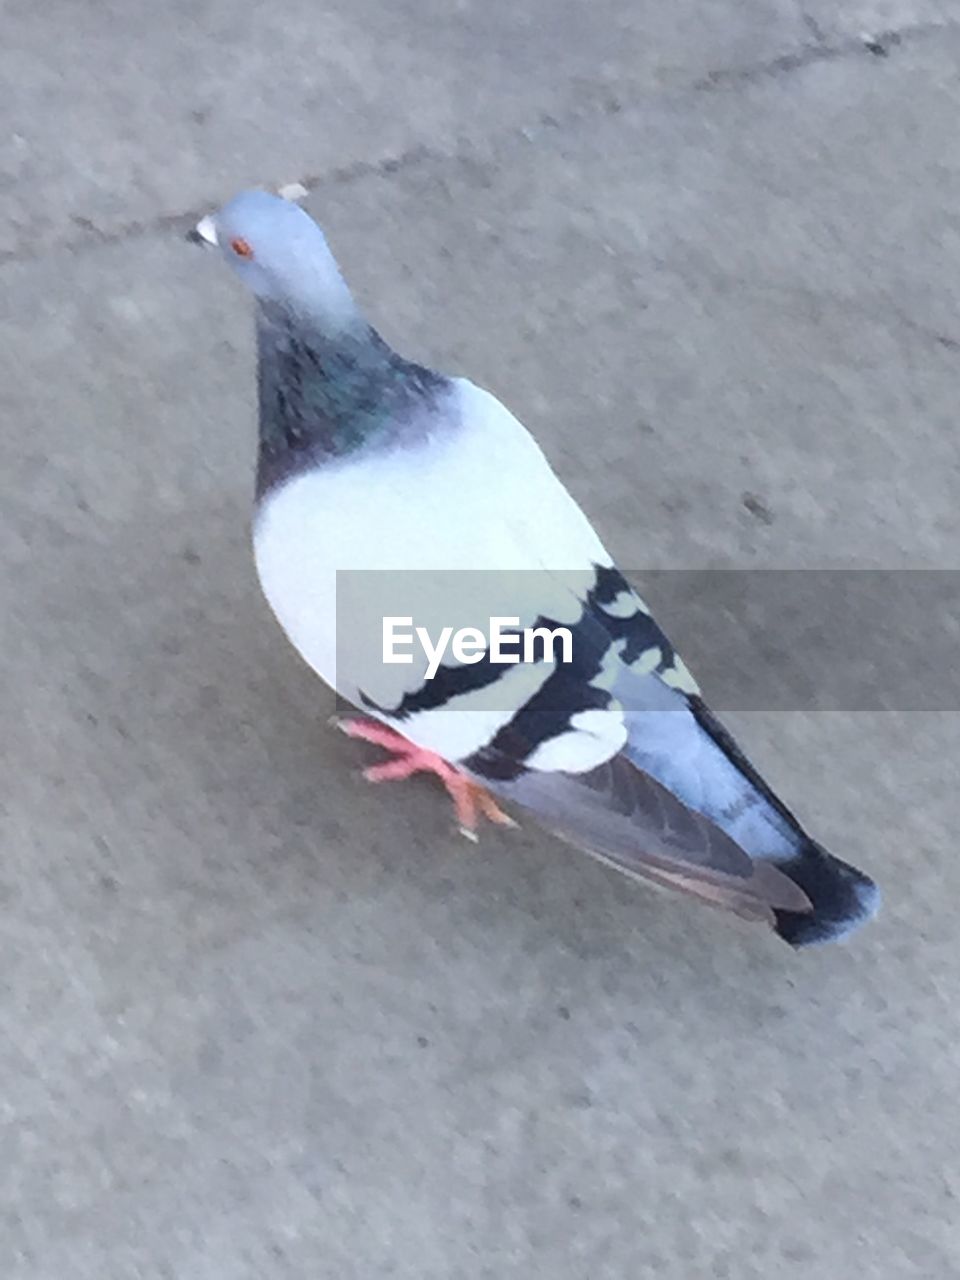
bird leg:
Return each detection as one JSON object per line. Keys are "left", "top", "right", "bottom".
{"left": 332, "top": 717, "right": 516, "bottom": 840}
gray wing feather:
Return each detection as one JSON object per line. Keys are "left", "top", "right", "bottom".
{"left": 482, "top": 752, "right": 812, "bottom": 918}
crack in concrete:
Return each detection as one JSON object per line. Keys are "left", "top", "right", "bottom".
{"left": 0, "top": 17, "right": 957, "bottom": 270}
{"left": 0, "top": 142, "right": 441, "bottom": 269}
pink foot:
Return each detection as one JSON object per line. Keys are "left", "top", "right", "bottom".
{"left": 333, "top": 716, "right": 516, "bottom": 839}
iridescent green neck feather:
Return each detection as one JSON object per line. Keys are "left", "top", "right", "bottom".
{"left": 254, "top": 301, "right": 447, "bottom": 499}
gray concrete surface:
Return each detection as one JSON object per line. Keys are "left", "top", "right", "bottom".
{"left": 2, "top": 3, "right": 960, "bottom": 1277}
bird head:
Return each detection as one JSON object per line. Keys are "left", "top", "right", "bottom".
{"left": 188, "top": 189, "right": 356, "bottom": 327}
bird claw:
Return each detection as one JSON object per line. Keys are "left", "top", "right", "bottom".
{"left": 334, "top": 716, "right": 517, "bottom": 838}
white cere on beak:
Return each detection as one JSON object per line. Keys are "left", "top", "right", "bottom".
{"left": 277, "top": 181, "right": 308, "bottom": 201}
{"left": 194, "top": 214, "right": 218, "bottom": 246}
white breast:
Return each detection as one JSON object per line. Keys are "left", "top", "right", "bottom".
{"left": 252, "top": 379, "right": 613, "bottom": 708}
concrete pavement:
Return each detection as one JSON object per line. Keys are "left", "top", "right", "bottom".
{"left": 2, "top": 3, "right": 960, "bottom": 1276}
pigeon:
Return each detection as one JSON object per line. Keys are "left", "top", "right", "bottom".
{"left": 190, "top": 189, "right": 880, "bottom": 948}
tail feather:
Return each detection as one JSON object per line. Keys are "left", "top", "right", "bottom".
{"left": 771, "top": 840, "right": 880, "bottom": 947}
{"left": 482, "top": 753, "right": 817, "bottom": 929}
{"left": 479, "top": 753, "right": 879, "bottom": 947}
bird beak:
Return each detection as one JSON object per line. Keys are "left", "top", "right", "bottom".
{"left": 185, "top": 214, "right": 218, "bottom": 246}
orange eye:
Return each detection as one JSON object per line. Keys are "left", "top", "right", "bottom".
{"left": 230, "top": 236, "right": 254, "bottom": 259}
